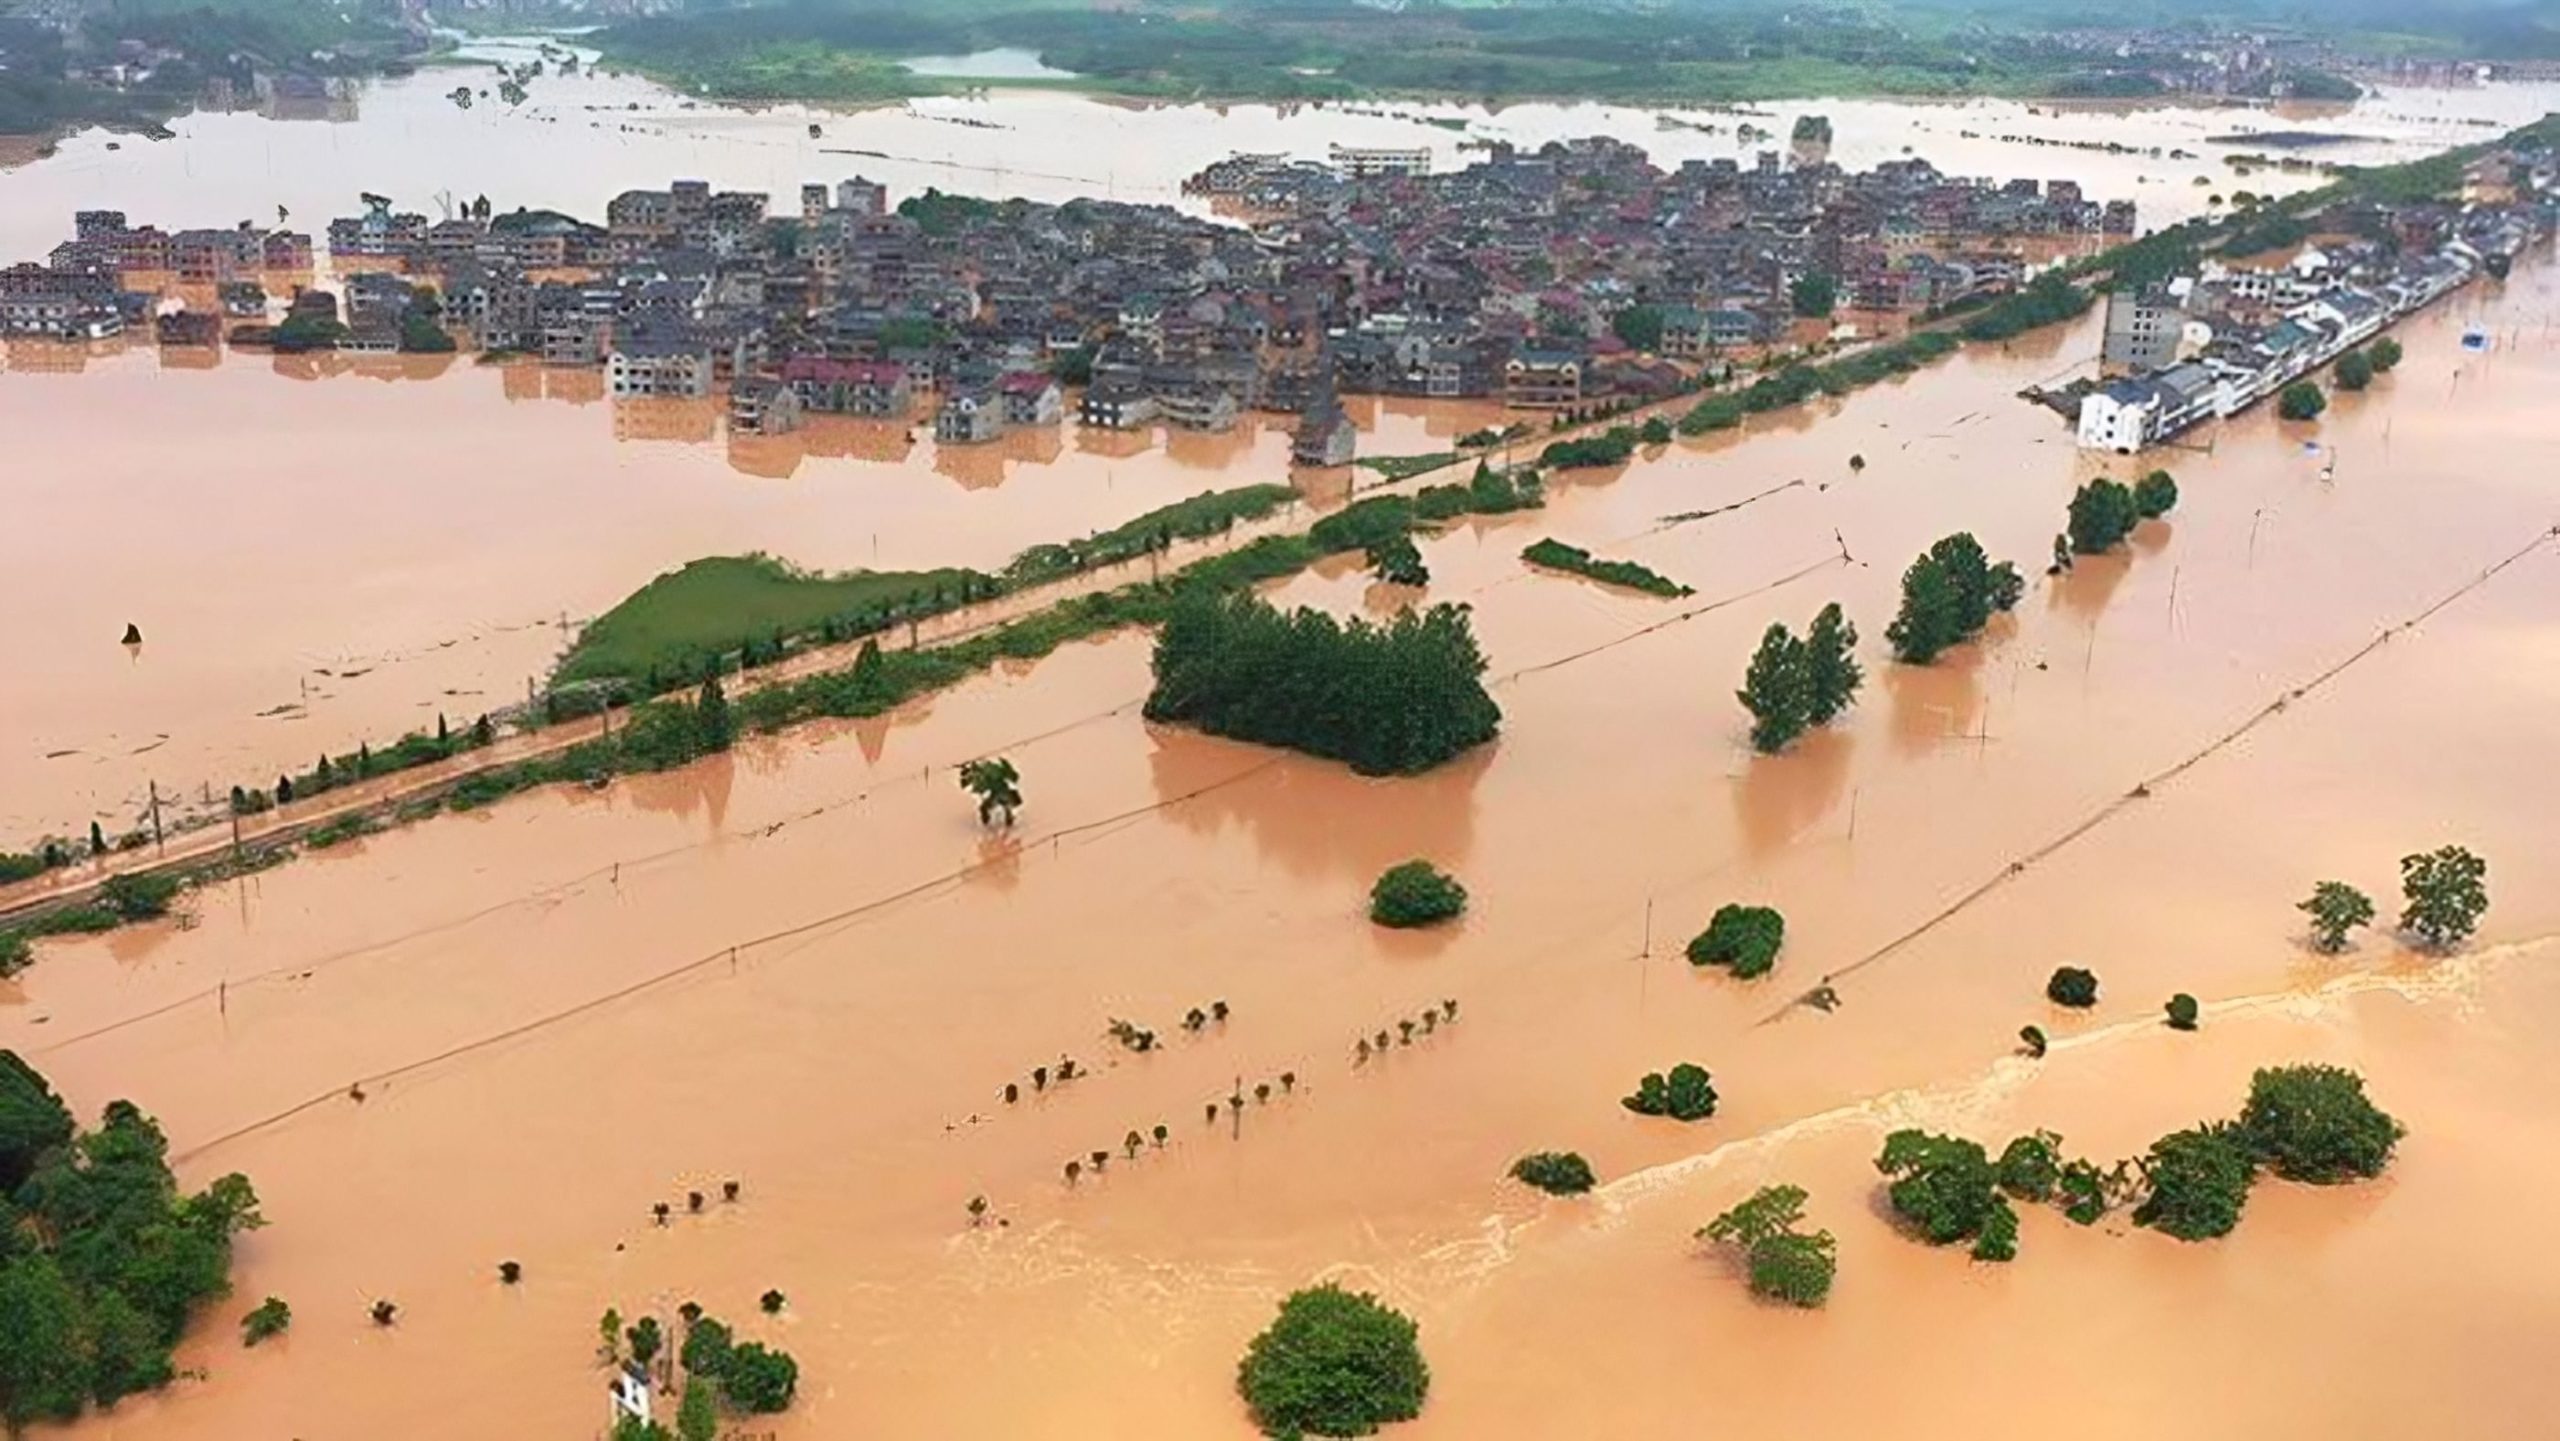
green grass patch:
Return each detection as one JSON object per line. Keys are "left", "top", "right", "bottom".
{"left": 558, "top": 554, "right": 988, "bottom": 685}
{"left": 1356, "top": 452, "right": 1459, "bottom": 483}
{"left": 1521, "top": 538, "right": 1692, "bottom": 597}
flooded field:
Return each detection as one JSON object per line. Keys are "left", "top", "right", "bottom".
{"left": 3, "top": 206, "right": 2554, "bottom": 1438}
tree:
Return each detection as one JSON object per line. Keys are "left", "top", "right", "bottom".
{"left": 1685, "top": 904, "right": 1785, "bottom": 979}
{"left": 2133, "top": 469, "right": 2179, "bottom": 519}
{"left": 1888, "top": 533, "right": 2020, "bottom": 663}
{"left": 2067, "top": 477, "right": 2141, "bottom": 554}
{"left": 957, "top": 757, "right": 1024, "bottom": 827}
{"left": 2046, "top": 966, "right": 2099, "bottom": 1007}
{"left": 2299, "top": 881, "right": 2375, "bottom": 952}
{"left": 1875, "top": 1130, "right": 2000, "bottom": 1248}
{"left": 2239, "top": 1065, "right": 2404, "bottom": 1183}
{"left": 1790, "top": 272, "right": 1839, "bottom": 319}
{"left": 1622, "top": 1063, "right": 1717, "bottom": 1121}
{"left": 87, "top": 821, "right": 106, "bottom": 856}
{"left": 241, "top": 1296, "right": 290, "bottom": 1345}
{"left": 2369, "top": 336, "right": 2403, "bottom": 372}
{"left": 2398, "top": 845, "right": 2486, "bottom": 947}
{"left": 1995, "top": 1131, "right": 2063, "bottom": 1201}
{"left": 2277, "top": 381, "right": 2327, "bottom": 421}
{"left": 722, "top": 1342, "right": 799, "bottom": 1413}
{"left": 1367, "top": 534, "right": 1429, "bottom": 587}
{"left": 2165, "top": 993, "right": 2200, "bottom": 1030}
{"left": 1971, "top": 1193, "right": 2020, "bottom": 1261}
{"left": 1800, "top": 602, "right": 1861, "bottom": 725}
{"left": 2132, "top": 1122, "right": 2257, "bottom": 1240}
{"left": 694, "top": 675, "right": 734, "bottom": 753}
{"left": 1369, "top": 861, "right": 1466, "bottom": 928}
{"left": 1701, "top": 1185, "right": 1835, "bottom": 1306}
{"left": 627, "top": 1316, "right": 663, "bottom": 1368}
{"left": 760, "top": 1289, "right": 786, "bottom": 1314}
{"left": 677, "top": 1378, "right": 719, "bottom": 1441}
{"left": 0, "top": 1052, "right": 74, "bottom": 1192}
{"left": 1236, "top": 1284, "right": 1428, "bottom": 1439}
{"left": 1610, "top": 304, "right": 1665, "bottom": 352}
{"left": 100, "top": 871, "right": 180, "bottom": 922}
{"left": 2334, "top": 348, "right": 2374, "bottom": 391}
{"left": 1509, "top": 1152, "right": 1595, "bottom": 1195}
{"left": 679, "top": 1315, "right": 732, "bottom": 1377}
{"left": 1737, "top": 623, "right": 1811, "bottom": 753}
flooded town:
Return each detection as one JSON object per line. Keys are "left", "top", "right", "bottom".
{"left": 3, "top": 12, "right": 2559, "bottom": 1441}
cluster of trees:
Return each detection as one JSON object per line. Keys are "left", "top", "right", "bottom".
{"left": 1623, "top": 1063, "right": 1719, "bottom": 1122}
{"left": 1700, "top": 1184, "right": 1837, "bottom": 1307}
{"left": 605, "top": 1302, "right": 800, "bottom": 1441}
{"left": 0, "top": 1054, "right": 263, "bottom": 1427}
{"left": 1236, "top": 1284, "right": 1428, "bottom": 1440}
{"left": 1736, "top": 602, "right": 1863, "bottom": 754}
{"left": 1519, "top": 539, "right": 1692, "bottom": 597}
{"left": 2333, "top": 336, "right": 2403, "bottom": 391}
{"left": 1537, "top": 426, "right": 1641, "bottom": 470}
{"left": 2299, "top": 845, "right": 2489, "bottom": 952}
{"left": 1146, "top": 592, "right": 1501, "bottom": 776}
{"left": 1879, "top": 1065, "right": 2403, "bottom": 1256}
{"left": 1369, "top": 861, "right": 1468, "bottom": 929}
{"left": 1686, "top": 904, "right": 1786, "bottom": 979}
{"left": 1958, "top": 272, "right": 2092, "bottom": 343}
{"left": 2061, "top": 472, "right": 2177, "bottom": 558}
{"left": 1886, "top": 533, "right": 2024, "bottom": 664}
{"left": 1509, "top": 1151, "right": 1597, "bottom": 1195}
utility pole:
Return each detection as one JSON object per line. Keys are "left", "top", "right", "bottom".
{"left": 148, "top": 781, "right": 164, "bottom": 851}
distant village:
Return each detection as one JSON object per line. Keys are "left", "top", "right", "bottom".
{"left": 2070, "top": 149, "right": 2555, "bottom": 451}
{"left": 0, "top": 131, "right": 2157, "bottom": 465}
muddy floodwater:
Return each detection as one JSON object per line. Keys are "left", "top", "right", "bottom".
{"left": 2, "top": 178, "right": 2555, "bottom": 1435}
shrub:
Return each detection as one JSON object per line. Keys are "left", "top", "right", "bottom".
{"left": 1995, "top": 1131, "right": 2063, "bottom": 1202}
{"left": 99, "top": 870, "right": 182, "bottom": 921}
{"left": 1369, "top": 862, "right": 1466, "bottom": 929}
{"left": 2398, "top": 845, "right": 2487, "bottom": 947}
{"left": 2046, "top": 967, "right": 2099, "bottom": 1008}
{"left": 1875, "top": 1130, "right": 2000, "bottom": 1248}
{"left": 2277, "top": 381, "right": 2326, "bottom": 421}
{"left": 2238, "top": 1065, "right": 2404, "bottom": 1183}
{"left": 1509, "top": 1151, "right": 1596, "bottom": 1195}
{"left": 1236, "top": 1284, "right": 1429, "bottom": 1439}
{"left": 2132, "top": 1122, "right": 2257, "bottom": 1240}
{"left": 1622, "top": 1063, "right": 1718, "bottom": 1122}
{"left": 241, "top": 1296, "right": 291, "bottom": 1346}
{"left": 1971, "top": 1194, "right": 2020, "bottom": 1261}
{"left": 2164, "top": 993, "right": 2200, "bottom": 1030}
{"left": 1685, "top": 904, "right": 1785, "bottom": 979}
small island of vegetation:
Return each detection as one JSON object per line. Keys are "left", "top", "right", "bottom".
{"left": 1237, "top": 1283, "right": 1428, "bottom": 1440}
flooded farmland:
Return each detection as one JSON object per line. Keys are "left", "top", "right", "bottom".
{"left": 5, "top": 56, "right": 2560, "bottom": 1441}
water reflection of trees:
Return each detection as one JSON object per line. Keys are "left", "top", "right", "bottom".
{"left": 1144, "top": 727, "right": 1487, "bottom": 884}
{"left": 1731, "top": 724, "right": 1853, "bottom": 857}
{"left": 2048, "top": 551, "right": 2132, "bottom": 625}
{"left": 1883, "top": 642, "right": 1989, "bottom": 754}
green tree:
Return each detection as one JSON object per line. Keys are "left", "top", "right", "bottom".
{"left": 2131, "top": 1122, "right": 2257, "bottom": 1240}
{"left": 0, "top": 1051, "right": 75, "bottom": 1192}
{"left": 1622, "top": 1063, "right": 1717, "bottom": 1121}
{"left": 678, "top": 1315, "right": 732, "bottom": 1377}
{"left": 2165, "top": 993, "right": 2200, "bottom": 1030}
{"left": 957, "top": 757, "right": 1024, "bottom": 827}
{"left": 694, "top": 675, "right": 734, "bottom": 753}
{"left": 676, "top": 1378, "right": 719, "bottom": 1441}
{"left": 1610, "top": 304, "right": 1665, "bottom": 352}
{"left": 2334, "top": 348, "right": 2374, "bottom": 391}
{"left": 1887, "top": 533, "right": 2020, "bottom": 663}
{"left": 2398, "top": 845, "right": 2487, "bottom": 947}
{"left": 2277, "top": 381, "right": 2327, "bottom": 421}
{"left": 1971, "top": 1193, "right": 2020, "bottom": 1261}
{"left": 1236, "top": 1284, "right": 1429, "bottom": 1439}
{"left": 1789, "top": 272, "right": 1839, "bottom": 319}
{"left": 722, "top": 1342, "right": 799, "bottom": 1413}
{"left": 627, "top": 1316, "right": 663, "bottom": 1368}
{"left": 1369, "top": 861, "right": 1466, "bottom": 928}
{"left": 2067, "top": 477, "right": 2142, "bottom": 554}
{"left": 1367, "top": 533, "right": 1429, "bottom": 587}
{"left": 1508, "top": 1152, "right": 1596, "bottom": 1195}
{"left": 1800, "top": 602, "right": 1861, "bottom": 725}
{"left": 2239, "top": 1065, "right": 2404, "bottom": 1183}
{"left": 1995, "top": 1130, "right": 2063, "bottom": 1202}
{"left": 1737, "top": 623, "right": 1811, "bottom": 753}
{"left": 2298, "top": 880, "right": 2375, "bottom": 952}
{"left": 2133, "top": 469, "right": 2179, "bottom": 518}
{"left": 1700, "top": 1185, "right": 1835, "bottom": 1306}
{"left": 2046, "top": 966, "right": 2099, "bottom": 1007}
{"left": 2369, "top": 336, "right": 2403, "bottom": 372}
{"left": 1875, "top": 1130, "right": 2000, "bottom": 1247}
{"left": 1685, "top": 904, "right": 1785, "bottom": 979}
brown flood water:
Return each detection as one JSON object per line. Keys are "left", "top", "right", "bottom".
{"left": 3, "top": 240, "right": 2556, "bottom": 1437}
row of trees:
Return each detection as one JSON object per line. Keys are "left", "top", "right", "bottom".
{"left": 2063, "top": 472, "right": 2178, "bottom": 558}
{"left": 1145, "top": 592, "right": 1501, "bottom": 776}
{"left": 2333, "top": 335, "right": 2404, "bottom": 392}
{"left": 2301, "top": 846, "right": 2489, "bottom": 951}
{"left": 0, "top": 1054, "right": 263, "bottom": 1426}
{"left": 1876, "top": 1064, "right": 2403, "bottom": 1258}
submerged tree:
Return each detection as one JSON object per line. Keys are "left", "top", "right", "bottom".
{"left": 2045, "top": 967, "right": 2099, "bottom": 1008}
{"left": 2299, "top": 880, "right": 2376, "bottom": 953}
{"left": 2398, "top": 845, "right": 2487, "bottom": 947}
{"left": 2164, "top": 993, "right": 2200, "bottom": 1031}
{"left": 1509, "top": 1151, "right": 1597, "bottom": 1195}
{"left": 1236, "top": 1284, "right": 1429, "bottom": 1440}
{"left": 1685, "top": 904, "right": 1786, "bottom": 979}
{"left": 1874, "top": 1129, "right": 2001, "bottom": 1251}
{"left": 1738, "top": 622, "right": 1813, "bottom": 754}
{"left": 2238, "top": 1064, "right": 2404, "bottom": 1183}
{"left": 2133, "top": 468, "right": 2179, "bottom": 519}
{"left": 1700, "top": 1184, "right": 1836, "bottom": 1306}
{"left": 1369, "top": 861, "right": 1467, "bottom": 928}
{"left": 2066, "top": 478, "right": 2142, "bottom": 555}
{"left": 1801, "top": 602, "right": 1862, "bottom": 726}
{"left": 1887, "top": 532, "right": 2021, "bottom": 662}
{"left": 2132, "top": 1122, "right": 2257, "bottom": 1241}
{"left": 1623, "top": 1063, "right": 1718, "bottom": 1122}
{"left": 957, "top": 757, "right": 1024, "bottom": 827}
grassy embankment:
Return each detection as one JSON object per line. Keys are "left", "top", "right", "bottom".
{"left": 1520, "top": 539, "right": 1693, "bottom": 597}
